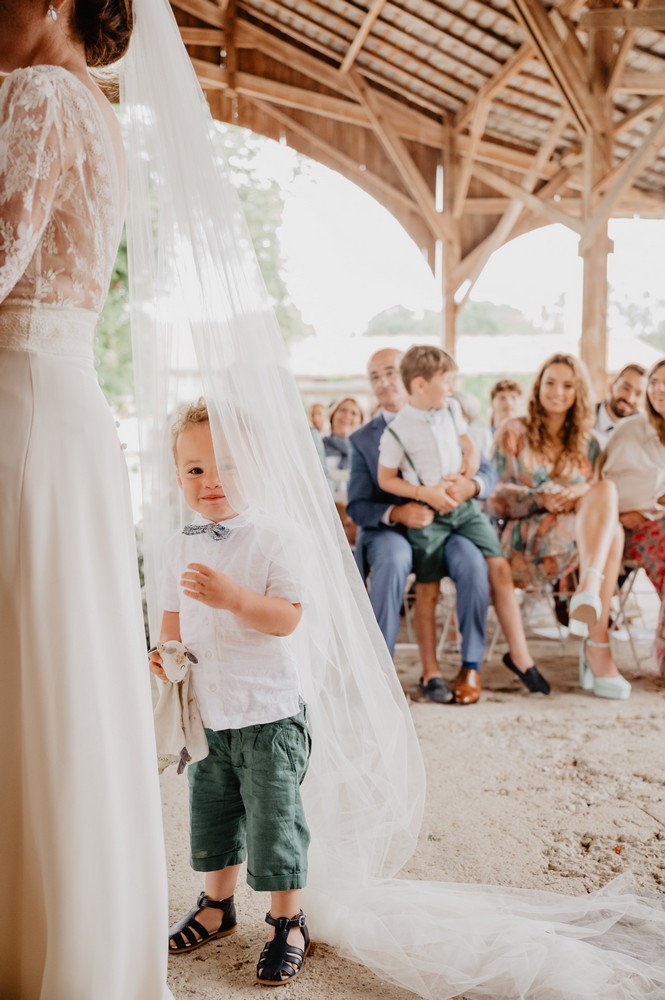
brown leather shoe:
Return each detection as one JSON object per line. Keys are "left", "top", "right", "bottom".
{"left": 453, "top": 667, "right": 481, "bottom": 705}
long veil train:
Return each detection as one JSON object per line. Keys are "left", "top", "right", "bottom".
{"left": 122, "top": 1, "right": 665, "bottom": 996}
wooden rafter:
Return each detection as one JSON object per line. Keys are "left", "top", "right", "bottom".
{"left": 250, "top": 98, "right": 418, "bottom": 215}
{"left": 225, "top": 0, "right": 237, "bottom": 95}
{"left": 191, "top": 57, "right": 227, "bottom": 88}
{"left": 618, "top": 72, "right": 665, "bottom": 95}
{"left": 453, "top": 102, "right": 490, "bottom": 218}
{"left": 235, "top": 74, "right": 367, "bottom": 125}
{"left": 509, "top": 0, "right": 597, "bottom": 134}
{"left": 580, "top": 7, "right": 665, "bottom": 29}
{"left": 340, "top": 0, "right": 388, "bottom": 74}
{"left": 455, "top": 110, "right": 570, "bottom": 300}
{"left": 456, "top": 43, "right": 533, "bottom": 133}
{"left": 346, "top": 70, "right": 449, "bottom": 242}
{"left": 179, "top": 27, "right": 225, "bottom": 45}
{"left": 172, "top": 0, "right": 224, "bottom": 26}
{"left": 471, "top": 162, "right": 584, "bottom": 233}
{"left": 608, "top": 0, "right": 650, "bottom": 92}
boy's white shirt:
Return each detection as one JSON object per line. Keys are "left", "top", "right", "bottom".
{"left": 162, "top": 509, "right": 302, "bottom": 731}
{"left": 378, "top": 398, "right": 468, "bottom": 486}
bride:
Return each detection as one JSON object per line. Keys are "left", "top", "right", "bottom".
{"left": 0, "top": 2, "right": 172, "bottom": 997}
{"left": 3, "top": 0, "right": 664, "bottom": 998}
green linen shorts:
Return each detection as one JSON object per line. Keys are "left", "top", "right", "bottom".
{"left": 188, "top": 703, "right": 311, "bottom": 891}
{"left": 408, "top": 499, "right": 503, "bottom": 583}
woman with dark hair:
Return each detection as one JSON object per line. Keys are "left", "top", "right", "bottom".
{"left": 603, "top": 358, "right": 665, "bottom": 678}
{"left": 489, "top": 354, "right": 630, "bottom": 698}
{"left": 0, "top": 2, "right": 172, "bottom": 996}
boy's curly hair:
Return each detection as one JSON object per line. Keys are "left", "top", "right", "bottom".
{"left": 525, "top": 353, "right": 594, "bottom": 473}
{"left": 171, "top": 398, "right": 209, "bottom": 463}
{"left": 399, "top": 345, "right": 457, "bottom": 394}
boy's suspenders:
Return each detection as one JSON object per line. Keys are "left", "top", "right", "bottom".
{"left": 386, "top": 408, "right": 463, "bottom": 489}
{"left": 386, "top": 426, "right": 425, "bottom": 486}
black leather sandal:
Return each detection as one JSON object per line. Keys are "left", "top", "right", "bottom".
{"left": 256, "top": 910, "right": 310, "bottom": 986}
{"left": 168, "top": 892, "right": 237, "bottom": 954}
{"left": 502, "top": 652, "right": 551, "bottom": 695}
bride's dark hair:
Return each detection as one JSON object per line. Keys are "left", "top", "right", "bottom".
{"left": 73, "top": 0, "right": 134, "bottom": 67}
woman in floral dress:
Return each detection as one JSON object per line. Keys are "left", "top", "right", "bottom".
{"left": 488, "top": 353, "right": 630, "bottom": 698}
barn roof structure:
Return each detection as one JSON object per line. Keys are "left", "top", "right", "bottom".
{"left": 169, "top": 0, "right": 665, "bottom": 389}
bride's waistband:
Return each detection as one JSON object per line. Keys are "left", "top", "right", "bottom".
{"left": 0, "top": 303, "right": 98, "bottom": 359}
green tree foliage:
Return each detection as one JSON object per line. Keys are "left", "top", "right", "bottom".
{"left": 96, "top": 122, "right": 313, "bottom": 411}
{"left": 361, "top": 300, "right": 543, "bottom": 338}
{"left": 609, "top": 289, "right": 665, "bottom": 354}
{"left": 95, "top": 226, "right": 133, "bottom": 413}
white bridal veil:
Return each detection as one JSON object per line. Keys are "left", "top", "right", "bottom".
{"left": 121, "top": 1, "right": 665, "bottom": 997}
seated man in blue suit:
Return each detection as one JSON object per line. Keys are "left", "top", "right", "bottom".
{"left": 348, "top": 348, "right": 544, "bottom": 705}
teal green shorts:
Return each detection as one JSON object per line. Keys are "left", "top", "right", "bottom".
{"left": 408, "top": 500, "right": 503, "bottom": 583}
{"left": 188, "top": 704, "right": 311, "bottom": 891}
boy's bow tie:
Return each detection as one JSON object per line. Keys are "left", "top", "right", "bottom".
{"left": 182, "top": 522, "right": 231, "bottom": 541}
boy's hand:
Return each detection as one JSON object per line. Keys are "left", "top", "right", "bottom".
{"left": 181, "top": 563, "right": 240, "bottom": 611}
{"left": 148, "top": 647, "right": 167, "bottom": 682}
{"left": 442, "top": 473, "right": 477, "bottom": 505}
{"left": 420, "top": 483, "right": 457, "bottom": 515}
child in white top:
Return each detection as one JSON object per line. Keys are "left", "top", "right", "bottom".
{"left": 148, "top": 400, "right": 311, "bottom": 986}
{"left": 377, "top": 346, "right": 547, "bottom": 704}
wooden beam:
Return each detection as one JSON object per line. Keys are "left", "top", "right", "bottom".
{"left": 346, "top": 70, "right": 449, "bottom": 242}
{"left": 340, "top": 0, "right": 388, "bottom": 74}
{"left": 172, "top": 0, "right": 224, "bottom": 27}
{"left": 235, "top": 74, "right": 368, "bottom": 126}
{"left": 509, "top": 0, "right": 596, "bottom": 133}
{"left": 455, "top": 46, "right": 533, "bottom": 132}
{"left": 250, "top": 98, "right": 419, "bottom": 215}
{"left": 617, "top": 72, "right": 665, "bottom": 94}
{"left": 191, "top": 57, "right": 227, "bottom": 89}
{"left": 471, "top": 162, "right": 584, "bottom": 232}
{"left": 180, "top": 27, "right": 224, "bottom": 45}
{"left": 581, "top": 7, "right": 665, "bottom": 29}
{"left": 455, "top": 110, "right": 569, "bottom": 300}
{"left": 225, "top": 0, "right": 237, "bottom": 96}
{"left": 614, "top": 95, "right": 665, "bottom": 138}
{"left": 609, "top": 0, "right": 650, "bottom": 92}
{"left": 579, "top": 103, "right": 665, "bottom": 254}
{"left": 442, "top": 125, "right": 460, "bottom": 354}
{"left": 453, "top": 102, "right": 490, "bottom": 218}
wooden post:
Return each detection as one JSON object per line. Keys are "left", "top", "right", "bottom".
{"left": 442, "top": 125, "right": 460, "bottom": 357}
{"left": 580, "top": 0, "right": 614, "bottom": 397}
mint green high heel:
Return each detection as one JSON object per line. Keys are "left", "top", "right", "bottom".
{"left": 579, "top": 639, "right": 631, "bottom": 699}
{"left": 569, "top": 567, "right": 604, "bottom": 637}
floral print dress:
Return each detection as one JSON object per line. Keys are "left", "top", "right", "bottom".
{"left": 488, "top": 417, "right": 600, "bottom": 587}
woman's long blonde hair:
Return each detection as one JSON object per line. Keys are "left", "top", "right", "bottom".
{"left": 646, "top": 359, "right": 665, "bottom": 445}
{"left": 525, "top": 353, "right": 594, "bottom": 473}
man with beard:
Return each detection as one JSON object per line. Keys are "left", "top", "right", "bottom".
{"left": 594, "top": 364, "right": 646, "bottom": 448}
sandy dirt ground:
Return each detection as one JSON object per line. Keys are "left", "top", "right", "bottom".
{"left": 160, "top": 575, "right": 665, "bottom": 1000}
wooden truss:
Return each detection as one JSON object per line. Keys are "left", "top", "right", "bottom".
{"left": 169, "top": 0, "right": 665, "bottom": 388}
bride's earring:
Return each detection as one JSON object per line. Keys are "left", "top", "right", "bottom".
{"left": 47, "top": 3, "right": 58, "bottom": 20}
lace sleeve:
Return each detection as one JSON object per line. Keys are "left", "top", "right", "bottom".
{"left": 0, "top": 70, "right": 66, "bottom": 303}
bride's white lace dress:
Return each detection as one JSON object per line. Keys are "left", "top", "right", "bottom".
{"left": 0, "top": 66, "right": 171, "bottom": 999}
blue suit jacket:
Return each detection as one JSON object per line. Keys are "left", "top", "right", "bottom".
{"left": 347, "top": 413, "right": 498, "bottom": 532}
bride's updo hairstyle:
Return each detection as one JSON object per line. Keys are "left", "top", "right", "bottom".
{"left": 72, "top": 0, "right": 134, "bottom": 67}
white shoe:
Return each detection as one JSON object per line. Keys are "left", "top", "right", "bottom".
{"left": 579, "top": 639, "right": 631, "bottom": 700}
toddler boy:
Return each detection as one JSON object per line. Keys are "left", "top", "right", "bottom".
{"left": 378, "top": 346, "right": 547, "bottom": 704}
{"left": 149, "top": 400, "right": 311, "bottom": 985}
